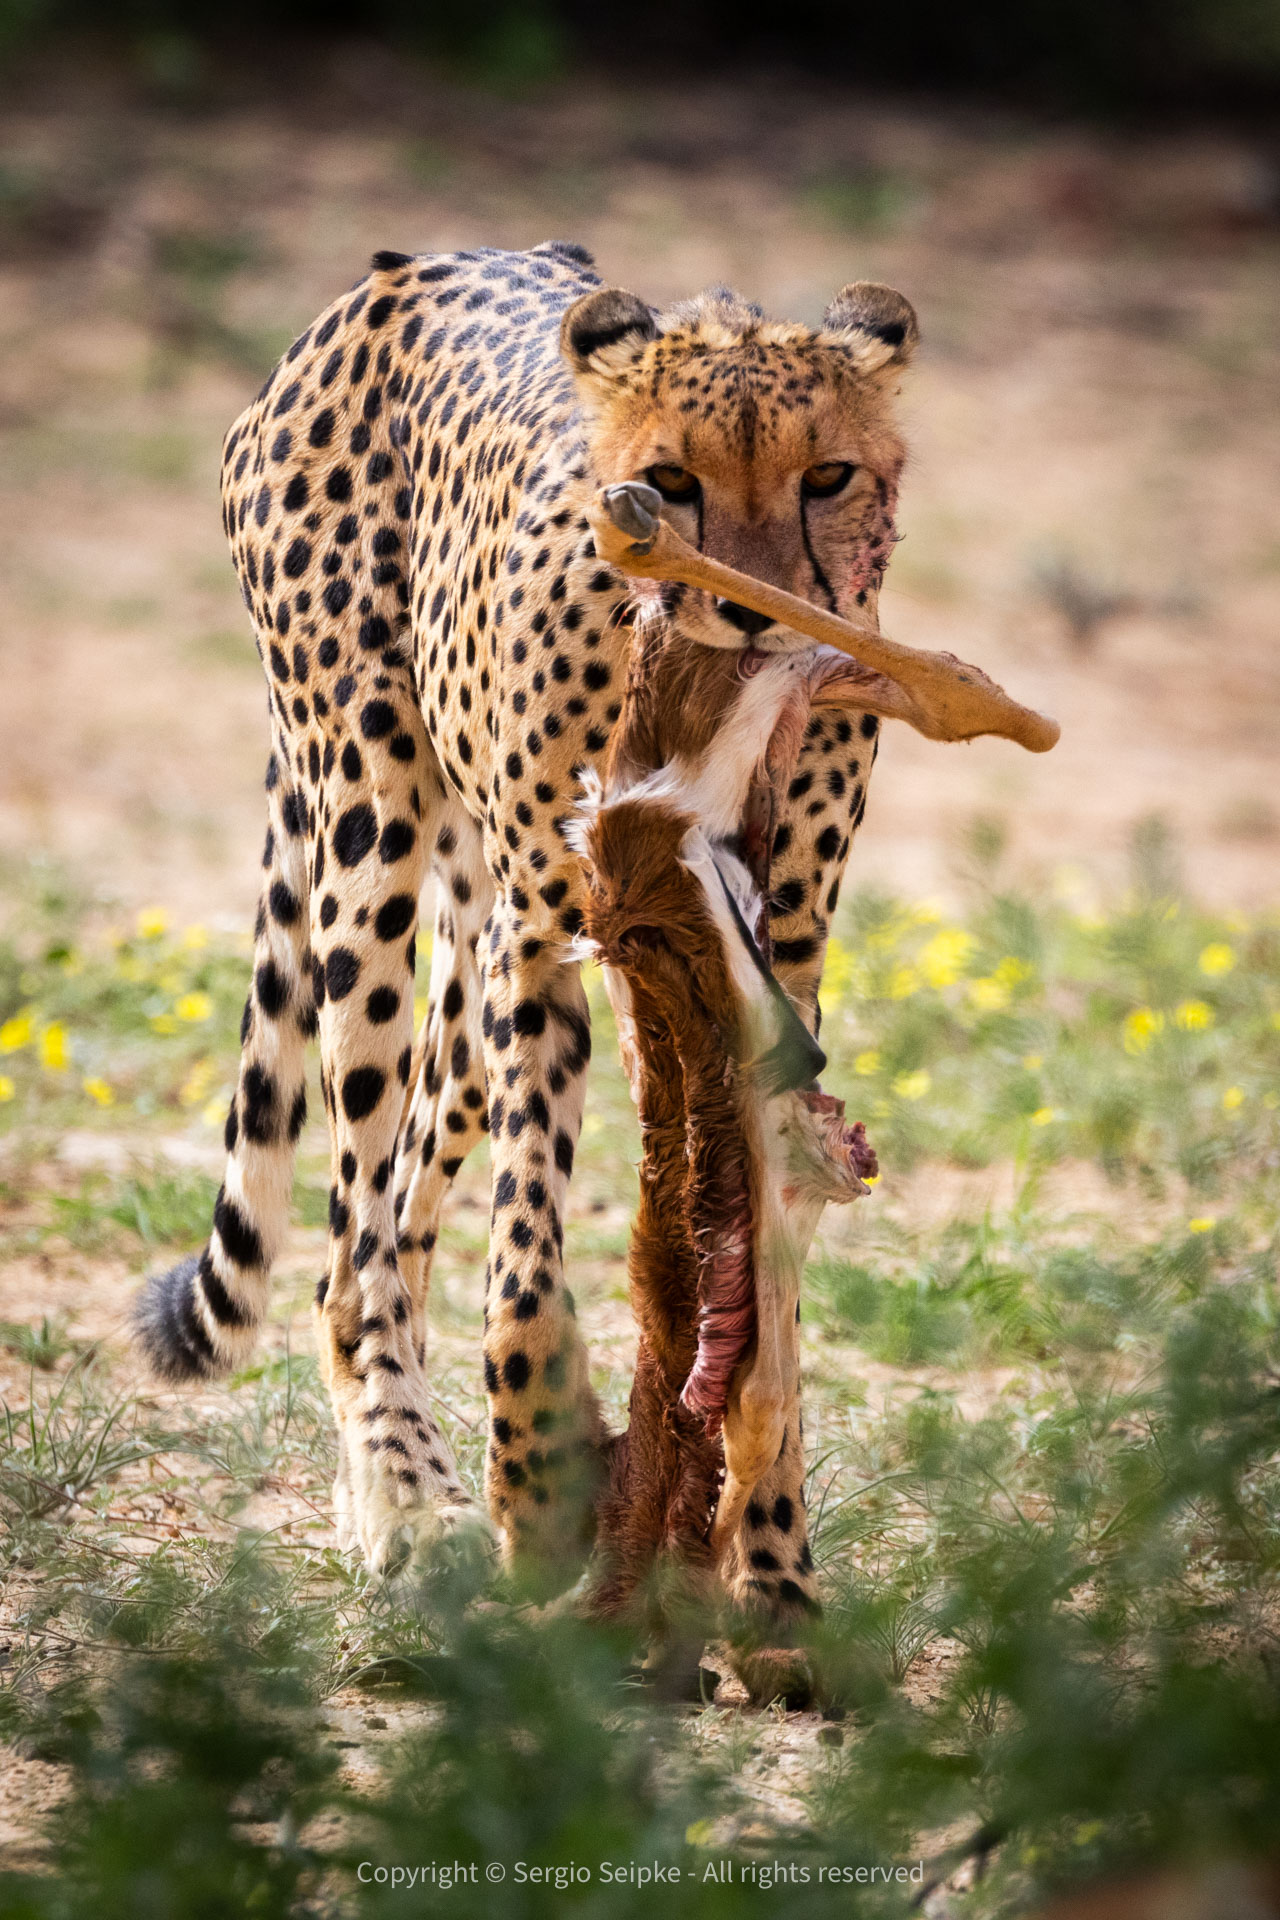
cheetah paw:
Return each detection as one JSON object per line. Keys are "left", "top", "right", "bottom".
{"left": 357, "top": 1476, "right": 497, "bottom": 1603}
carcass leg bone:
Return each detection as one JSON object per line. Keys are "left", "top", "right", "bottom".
{"left": 590, "top": 483, "right": 1060, "bottom": 756}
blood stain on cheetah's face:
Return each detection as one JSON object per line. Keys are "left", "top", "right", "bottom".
{"left": 561, "top": 279, "right": 919, "bottom": 652}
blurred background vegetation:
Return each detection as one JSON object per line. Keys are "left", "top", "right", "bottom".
{"left": 2, "top": 0, "right": 1280, "bottom": 110}
{"left": 1, "top": 4, "right": 1278, "bottom": 1915}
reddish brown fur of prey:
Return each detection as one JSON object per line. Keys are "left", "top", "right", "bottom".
{"left": 583, "top": 802, "right": 757, "bottom": 1428}
{"left": 581, "top": 801, "right": 760, "bottom": 1611}
{"left": 578, "top": 616, "right": 887, "bottom": 1615}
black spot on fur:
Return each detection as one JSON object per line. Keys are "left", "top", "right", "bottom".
{"left": 374, "top": 894, "right": 415, "bottom": 941}
{"left": 342, "top": 1066, "right": 386, "bottom": 1121}
{"left": 333, "top": 805, "right": 378, "bottom": 868}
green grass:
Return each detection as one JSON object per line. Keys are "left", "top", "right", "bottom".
{"left": 0, "top": 1314, "right": 76, "bottom": 1371}
{"left": 0, "top": 852, "right": 1278, "bottom": 1914}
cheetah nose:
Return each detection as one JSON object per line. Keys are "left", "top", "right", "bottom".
{"left": 716, "top": 598, "right": 775, "bottom": 638}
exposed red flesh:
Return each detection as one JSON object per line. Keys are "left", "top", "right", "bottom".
{"left": 800, "top": 1089, "right": 879, "bottom": 1184}
{"left": 678, "top": 1210, "right": 756, "bottom": 1437}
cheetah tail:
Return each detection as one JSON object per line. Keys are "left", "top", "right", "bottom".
{"left": 135, "top": 796, "right": 313, "bottom": 1380}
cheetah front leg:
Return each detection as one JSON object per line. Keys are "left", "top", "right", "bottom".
{"left": 478, "top": 899, "right": 608, "bottom": 1596}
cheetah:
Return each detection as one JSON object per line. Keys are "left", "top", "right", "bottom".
{"left": 136, "top": 241, "right": 917, "bottom": 1613}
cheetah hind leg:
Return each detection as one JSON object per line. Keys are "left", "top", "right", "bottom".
{"left": 362, "top": 825, "right": 500, "bottom": 1603}
{"left": 307, "top": 818, "right": 495, "bottom": 1606}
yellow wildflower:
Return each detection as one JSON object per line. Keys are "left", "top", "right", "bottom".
{"left": 413, "top": 995, "right": 430, "bottom": 1030}
{"left": 137, "top": 906, "right": 170, "bottom": 940}
{"left": 992, "top": 955, "right": 1032, "bottom": 989}
{"left": 1123, "top": 1007, "right": 1164, "bottom": 1054}
{"left": 854, "top": 1050, "right": 881, "bottom": 1076}
{"left": 39, "top": 1023, "right": 69, "bottom": 1071}
{"left": 1031, "top": 1107, "right": 1057, "bottom": 1126}
{"left": 1174, "top": 999, "right": 1213, "bottom": 1031}
{"left": 82, "top": 1076, "right": 114, "bottom": 1108}
{"left": 182, "top": 924, "right": 208, "bottom": 950}
{"left": 202, "top": 1096, "right": 226, "bottom": 1129}
{"left": 175, "top": 991, "right": 213, "bottom": 1023}
{"left": 968, "top": 976, "right": 1010, "bottom": 1013}
{"left": 179, "top": 1057, "right": 217, "bottom": 1107}
{"left": 893, "top": 1069, "right": 931, "bottom": 1101}
{"left": 1198, "top": 943, "right": 1235, "bottom": 976}
{"left": 0, "top": 1075, "right": 14, "bottom": 1103}
{"left": 863, "top": 1170, "right": 881, "bottom": 1186}
{"left": 1187, "top": 1217, "right": 1216, "bottom": 1234}
{"left": 582, "top": 1111, "right": 604, "bottom": 1138}
{"left": 1022, "top": 1052, "right": 1044, "bottom": 1070}
{"left": 918, "top": 927, "right": 976, "bottom": 988}
{"left": 116, "top": 955, "right": 145, "bottom": 983}
{"left": 1222, "top": 1086, "right": 1245, "bottom": 1111}
{"left": 888, "top": 964, "right": 919, "bottom": 1000}
{"left": 0, "top": 1009, "right": 34, "bottom": 1053}
{"left": 150, "top": 1013, "right": 178, "bottom": 1035}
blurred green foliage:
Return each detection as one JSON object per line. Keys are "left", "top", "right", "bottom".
{"left": 1, "top": 1288, "right": 1279, "bottom": 1913}
{"left": 0, "top": 0, "right": 1277, "bottom": 108}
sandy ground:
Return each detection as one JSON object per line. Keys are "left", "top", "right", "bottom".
{"left": 0, "top": 59, "right": 1277, "bottom": 927}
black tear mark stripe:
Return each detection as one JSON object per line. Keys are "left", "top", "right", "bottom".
{"left": 800, "top": 499, "right": 837, "bottom": 613}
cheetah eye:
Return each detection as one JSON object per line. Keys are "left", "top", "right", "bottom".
{"left": 801, "top": 462, "right": 856, "bottom": 499}
{"left": 646, "top": 464, "right": 701, "bottom": 503}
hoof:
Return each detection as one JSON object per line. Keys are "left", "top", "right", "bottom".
{"left": 626, "top": 1638, "right": 714, "bottom": 1705}
{"left": 728, "top": 1644, "right": 816, "bottom": 1711}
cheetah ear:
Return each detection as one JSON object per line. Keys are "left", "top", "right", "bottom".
{"left": 823, "top": 282, "right": 919, "bottom": 376}
{"left": 560, "top": 288, "right": 657, "bottom": 384}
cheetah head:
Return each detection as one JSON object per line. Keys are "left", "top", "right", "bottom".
{"left": 561, "top": 279, "right": 918, "bottom": 651}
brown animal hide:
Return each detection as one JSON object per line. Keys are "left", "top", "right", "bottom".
{"left": 574, "top": 627, "right": 876, "bottom": 1618}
